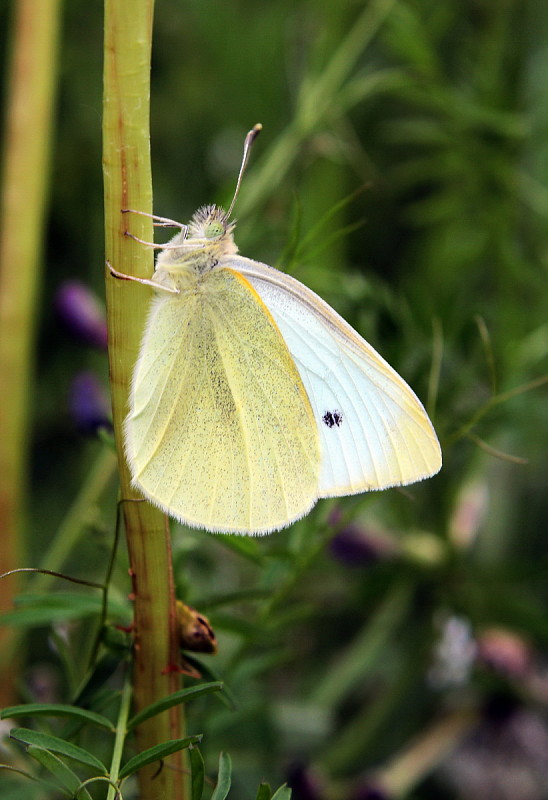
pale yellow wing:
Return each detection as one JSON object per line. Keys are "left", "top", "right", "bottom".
{"left": 125, "top": 267, "right": 320, "bottom": 534}
{"left": 231, "top": 255, "right": 442, "bottom": 494}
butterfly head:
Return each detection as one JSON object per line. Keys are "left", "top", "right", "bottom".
{"left": 187, "top": 123, "right": 261, "bottom": 248}
{"left": 187, "top": 204, "right": 238, "bottom": 253}
{"left": 156, "top": 125, "right": 261, "bottom": 275}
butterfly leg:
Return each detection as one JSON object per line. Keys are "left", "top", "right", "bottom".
{"left": 121, "top": 208, "right": 187, "bottom": 230}
{"left": 123, "top": 230, "right": 167, "bottom": 248}
{"left": 106, "top": 261, "right": 179, "bottom": 294}
{"left": 122, "top": 230, "right": 192, "bottom": 252}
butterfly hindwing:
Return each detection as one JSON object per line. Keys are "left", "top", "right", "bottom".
{"left": 233, "top": 255, "right": 442, "bottom": 495}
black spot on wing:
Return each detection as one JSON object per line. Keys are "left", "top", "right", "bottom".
{"left": 323, "top": 410, "right": 343, "bottom": 428}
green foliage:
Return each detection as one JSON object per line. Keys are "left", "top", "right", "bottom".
{"left": 190, "top": 745, "right": 206, "bottom": 800}
{"left": 118, "top": 736, "right": 203, "bottom": 781}
{"left": 1, "top": 0, "right": 547, "bottom": 798}
{"left": 10, "top": 728, "right": 107, "bottom": 773}
{"left": 210, "top": 752, "right": 232, "bottom": 800}
{"left": 126, "top": 683, "right": 224, "bottom": 731}
{"left": 1, "top": 704, "right": 114, "bottom": 731}
{"left": 26, "top": 746, "right": 93, "bottom": 799}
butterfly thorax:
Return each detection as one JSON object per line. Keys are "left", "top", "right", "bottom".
{"left": 153, "top": 204, "right": 239, "bottom": 292}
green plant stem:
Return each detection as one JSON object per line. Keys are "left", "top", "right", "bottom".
{"left": 373, "top": 708, "right": 479, "bottom": 797}
{"left": 102, "top": 2, "right": 185, "bottom": 798}
{"left": 106, "top": 667, "right": 133, "bottom": 800}
{"left": 0, "top": 444, "right": 116, "bottom": 675}
{"left": 34, "top": 445, "right": 118, "bottom": 590}
{"left": 0, "top": 0, "right": 62, "bottom": 708}
{"left": 427, "top": 317, "right": 443, "bottom": 417}
{"left": 309, "top": 581, "right": 412, "bottom": 709}
{"left": 447, "top": 373, "right": 548, "bottom": 446}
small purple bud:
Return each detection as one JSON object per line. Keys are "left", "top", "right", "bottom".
{"left": 352, "top": 782, "right": 391, "bottom": 800}
{"left": 286, "top": 763, "right": 323, "bottom": 800}
{"left": 55, "top": 280, "right": 108, "bottom": 350}
{"left": 24, "top": 664, "right": 61, "bottom": 705}
{"left": 69, "top": 371, "right": 112, "bottom": 435}
{"left": 328, "top": 524, "right": 397, "bottom": 567}
{"left": 476, "top": 628, "right": 532, "bottom": 680}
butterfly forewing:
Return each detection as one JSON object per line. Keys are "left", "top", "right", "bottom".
{"left": 125, "top": 267, "right": 321, "bottom": 534}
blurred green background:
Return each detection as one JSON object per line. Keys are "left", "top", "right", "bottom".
{"left": 1, "top": 0, "right": 548, "bottom": 798}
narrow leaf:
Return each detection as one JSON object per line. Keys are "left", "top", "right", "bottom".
{"left": 0, "top": 592, "right": 127, "bottom": 627}
{"left": 14, "top": 593, "right": 103, "bottom": 609}
{"left": 192, "top": 588, "right": 270, "bottom": 610}
{"left": 1, "top": 703, "right": 113, "bottom": 730}
{"left": 210, "top": 752, "right": 232, "bottom": 800}
{"left": 10, "top": 728, "right": 107, "bottom": 773}
{"left": 255, "top": 782, "right": 272, "bottom": 800}
{"left": 271, "top": 785, "right": 292, "bottom": 800}
{"left": 183, "top": 657, "right": 238, "bottom": 710}
{"left": 209, "top": 613, "right": 262, "bottom": 638}
{"left": 212, "top": 534, "right": 263, "bottom": 563}
{"left": 0, "top": 605, "right": 98, "bottom": 627}
{"left": 190, "top": 745, "right": 205, "bottom": 800}
{"left": 27, "top": 746, "right": 93, "bottom": 799}
{"left": 118, "top": 735, "right": 202, "bottom": 780}
{"left": 127, "top": 682, "right": 223, "bottom": 730}
{"left": 0, "top": 763, "right": 65, "bottom": 798}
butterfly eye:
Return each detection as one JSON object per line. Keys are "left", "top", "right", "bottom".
{"left": 204, "top": 220, "right": 224, "bottom": 239}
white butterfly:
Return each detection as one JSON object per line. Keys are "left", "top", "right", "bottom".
{"left": 110, "top": 125, "right": 441, "bottom": 535}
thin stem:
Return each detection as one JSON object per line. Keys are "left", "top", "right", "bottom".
{"left": 0, "top": 445, "right": 117, "bottom": 676}
{"left": 447, "top": 373, "right": 548, "bottom": 446}
{"left": 427, "top": 317, "right": 443, "bottom": 417}
{"left": 106, "top": 666, "right": 133, "bottom": 800}
{"left": 374, "top": 709, "right": 479, "bottom": 797}
{"left": 236, "top": 0, "right": 396, "bottom": 218}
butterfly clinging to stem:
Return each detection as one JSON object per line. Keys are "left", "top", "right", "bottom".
{"left": 109, "top": 124, "right": 441, "bottom": 535}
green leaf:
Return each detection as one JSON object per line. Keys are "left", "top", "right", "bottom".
{"left": 255, "top": 782, "right": 272, "bottom": 800}
{"left": 72, "top": 656, "right": 126, "bottom": 708}
{"left": 0, "top": 592, "right": 127, "bottom": 627}
{"left": 127, "top": 682, "right": 223, "bottom": 730}
{"left": 0, "top": 764, "right": 63, "bottom": 798}
{"left": 10, "top": 728, "right": 107, "bottom": 773}
{"left": 0, "top": 597, "right": 100, "bottom": 627}
{"left": 182, "top": 657, "right": 238, "bottom": 710}
{"left": 231, "top": 649, "right": 290, "bottom": 685}
{"left": 1, "top": 703, "right": 113, "bottom": 730}
{"left": 210, "top": 752, "right": 232, "bottom": 800}
{"left": 271, "top": 784, "right": 292, "bottom": 800}
{"left": 118, "top": 735, "right": 202, "bottom": 780}
{"left": 208, "top": 613, "right": 263, "bottom": 638}
{"left": 190, "top": 745, "right": 205, "bottom": 800}
{"left": 211, "top": 534, "right": 264, "bottom": 563}
{"left": 191, "top": 588, "right": 270, "bottom": 610}
{"left": 27, "top": 746, "right": 93, "bottom": 799}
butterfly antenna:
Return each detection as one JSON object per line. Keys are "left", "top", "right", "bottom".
{"left": 225, "top": 123, "right": 262, "bottom": 219}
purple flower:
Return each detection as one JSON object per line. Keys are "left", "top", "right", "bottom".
{"left": 352, "top": 782, "right": 392, "bottom": 800}
{"left": 443, "top": 703, "right": 548, "bottom": 800}
{"left": 55, "top": 280, "right": 108, "bottom": 350}
{"left": 328, "top": 523, "right": 398, "bottom": 567}
{"left": 69, "top": 371, "right": 112, "bottom": 434}
{"left": 286, "top": 763, "right": 323, "bottom": 800}
{"left": 476, "top": 628, "right": 532, "bottom": 680}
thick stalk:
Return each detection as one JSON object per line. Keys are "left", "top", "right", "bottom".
{"left": 0, "top": 0, "right": 62, "bottom": 707}
{"left": 102, "top": 2, "right": 185, "bottom": 797}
